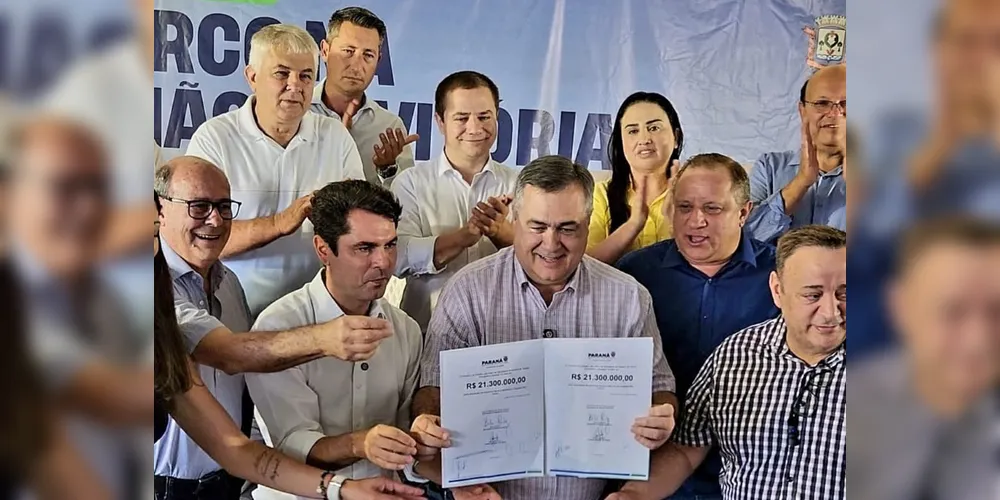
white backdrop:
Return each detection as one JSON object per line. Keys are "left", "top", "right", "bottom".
{"left": 153, "top": 0, "right": 846, "bottom": 169}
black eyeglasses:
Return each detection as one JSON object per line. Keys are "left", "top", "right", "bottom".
{"left": 787, "top": 371, "right": 817, "bottom": 447}
{"left": 160, "top": 196, "right": 242, "bottom": 220}
{"left": 804, "top": 99, "right": 847, "bottom": 114}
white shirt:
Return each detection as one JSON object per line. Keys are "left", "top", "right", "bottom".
{"left": 245, "top": 270, "right": 422, "bottom": 490}
{"left": 391, "top": 153, "right": 519, "bottom": 330}
{"left": 185, "top": 96, "right": 366, "bottom": 317}
{"left": 310, "top": 79, "right": 415, "bottom": 186}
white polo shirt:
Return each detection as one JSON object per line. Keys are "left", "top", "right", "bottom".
{"left": 391, "top": 153, "right": 519, "bottom": 330}
{"left": 245, "top": 270, "right": 422, "bottom": 492}
{"left": 185, "top": 96, "right": 366, "bottom": 317}
{"left": 311, "top": 79, "right": 415, "bottom": 186}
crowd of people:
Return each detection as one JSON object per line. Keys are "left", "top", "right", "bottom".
{"left": 148, "top": 6, "right": 851, "bottom": 500}
{"left": 2, "top": 0, "right": 997, "bottom": 499}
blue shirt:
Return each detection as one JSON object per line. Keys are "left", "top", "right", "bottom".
{"left": 617, "top": 232, "right": 779, "bottom": 497}
{"left": 153, "top": 238, "right": 253, "bottom": 479}
{"left": 746, "top": 150, "right": 846, "bottom": 244}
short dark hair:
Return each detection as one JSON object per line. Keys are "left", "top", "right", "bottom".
{"left": 673, "top": 153, "right": 751, "bottom": 206}
{"left": 898, "top": 217, "right": 1000, "bottom": 272}
{"left": 309, "top": 180, "right": 402, "bottom": 255}
{"left": 327, "top": 6, "right": 387, "bottom": 45}
{"left": 776, "top": 225, "right": 847, "bottom": 274}
{"left": 434, "top": 71, "right": 501, "bottom": 119}
{"left": 513, "top": 155, "right": 595, "bottom": 216}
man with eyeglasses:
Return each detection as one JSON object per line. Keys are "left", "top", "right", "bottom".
{"left": 746, "top": 65, "right": 847, "bottom": 244}
{"left": 609, "top": 225, "right": 846, "bottom": 500}
{"left": 153, "top": 157, "right": 395, "bottom": 500}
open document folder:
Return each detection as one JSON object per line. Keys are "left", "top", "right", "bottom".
{"left": 439, "top": 337, "right": 653, "bottom": 488}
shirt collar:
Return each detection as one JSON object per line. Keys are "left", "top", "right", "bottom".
{"left": 791, "top": 150, "right": 844, "bottom": 178}
{"left": 306, "top": 269, "right": 387, "bottom": 323}
{"left": 661, "top": 229, "right": 759, "bottom": 269}
{"left": 768, "top": 316, "right": 847, "bottom": 367}
{"left": 238, "top": 95, "right": 315, "bottom": 144}
{"left": 159, "top": 237, "right": 225, "bottom": 294}
{"left": 311, "top": 79, "right": 377, "bottom": 119}
{"left": 437, "top": 150, "right": 497, "bottom": 178}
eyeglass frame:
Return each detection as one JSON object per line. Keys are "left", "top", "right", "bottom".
{"left": 787, "top": 370, "right": 818, "bottom": 448}
{"left": 158, "top": 196, "right": 242, "bottom": 221}
{"left": 803, "top": 99, "right": 847, "bottom": 114}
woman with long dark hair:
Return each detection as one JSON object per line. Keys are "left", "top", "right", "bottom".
{"left": 587, "top": 92, "right": 684, "bottom": 264}
{"left": 153, "top": 231, "right": 424, "bottom": 500}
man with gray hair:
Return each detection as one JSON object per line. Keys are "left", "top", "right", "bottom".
{"left": 402, "top": 155, "right": 678, "bottom": 500}
{"left": 313, "top": 6, "right": 416, "bottom": 186}
{"left": 185, "top": 24, "right": 365, "bottom": 318}
{"left": 153, "top": 157, "right": 396, "bottom": 500}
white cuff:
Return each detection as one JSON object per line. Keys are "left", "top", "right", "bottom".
{"left": 402, "top": 461, "right": 430, "bottom": 484}
{"left": 398, "top": 235, "right": 444, "bottom": 277}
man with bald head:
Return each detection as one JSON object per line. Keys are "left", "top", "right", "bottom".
{"left": 746, "top": 64, "right": 847, "bottom": 243}
{"left": 153, "top": 156, "right": 395, "bottom": 500}
{"left": 5, "top": 116, "right": 153, "bottom": 499}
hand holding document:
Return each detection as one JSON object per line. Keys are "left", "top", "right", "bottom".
{"left": 439, "top": 339, "right": 546, "bottom": 488}
{"left": 439, "top": 337, "right": 655, "bottom": 487}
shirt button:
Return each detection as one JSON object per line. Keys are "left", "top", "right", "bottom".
{"left": 198, "top": 300, "right": 205, "bottom": 306}
{"left": 543, "top": 329, "right": 556, "bottom": 338}
{"left": 360, "top": 362, "right": 369, "bottom": 371}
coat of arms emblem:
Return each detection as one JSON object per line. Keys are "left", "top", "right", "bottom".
{"left": 804, "top": 15, "right": 846, "bottom": 69}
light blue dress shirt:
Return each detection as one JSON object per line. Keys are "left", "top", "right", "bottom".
{"left": 153, "top": 239, "right": 252, "bottom": 479}
{"left": 746, "top": 150, "right": 846, "bottom": 243}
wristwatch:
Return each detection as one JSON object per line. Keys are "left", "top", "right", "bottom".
{"left": 376, "top": 163, "right": 398, "bottom": 179}
{"left": 326, "top": 474, "right": 349, "bottom": 500}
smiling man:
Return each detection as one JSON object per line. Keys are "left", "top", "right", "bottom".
{"left": 616, "top": 153, "right": 779, "bottom": 500}
{"left": 611, "top": 225, "right": 847, "bottom": 500}
{"left": 185, "top": 24, "right": 366, "bottom": 318}
{"left": 405, "top": 156, "right": 678, "bottom": 500}
{"left": 391, "top": 71, "right": 519, "bottom": 331}
{"left": 746, "top": 64, "right": 847, "bottom": 244}
{"left": 154, "top": 159, "right": 398, "bottom": 500}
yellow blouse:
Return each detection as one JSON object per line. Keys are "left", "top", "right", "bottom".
{"left": 587, "top": 179, "right": 673, "bottom": 253}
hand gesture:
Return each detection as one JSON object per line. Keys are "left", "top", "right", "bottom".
{"left": 409, "top": 414, "right": 451, "bottom": 461}
{"left": 451, "top": 483, "right": 502, "bottom": 500}
{"left": 629, "top": 176, "right": 651, "bottom": 224}
{"left": 362, "top": 424, "right": 418, "bottom": 470}
{"left": 661, "top": 159, "right": 681, "bottom": 219}
{"left": 373, "top": 128, "right": 420, "bottom": 169}
{"left": 605, "top": 490, "right": 646, "bottom": 500}
{"left": 341, "top": 476, "right": 426, "bottom": 500}
{"left": 631, "top": 403, "right": 675, "bottom": 450}
{"left": 470, "top": 195, "right": 512, "bottom": 238}
{"left": 276, "top": 192, "right": 314, "bottom": 236}
{"left": 798, "top": 121, "right": 821, "bottom": 185}
{"left": 317, "top": 316, "right": 393, "bottom": 361}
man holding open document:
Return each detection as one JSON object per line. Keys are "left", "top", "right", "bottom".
{"left": 403, "top": 156, "right": 679, "bottom": 500}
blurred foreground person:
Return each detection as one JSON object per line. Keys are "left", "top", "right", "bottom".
{"left": 848, "top": 218, "right": 1000, "bottom": 499}
{"left": 0, "top": 166, "right": 111, "bottom": 499}
{"left": 154, "top": 233, "right": 425, "bottom": 500}
{"left": 870, "top": 0, "right": 1000, "bottom": 225}
{"left": 4, "top": 116, "right": 152, "bottom": 498}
